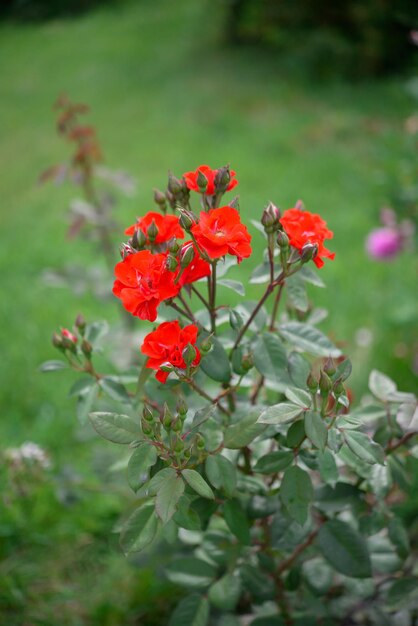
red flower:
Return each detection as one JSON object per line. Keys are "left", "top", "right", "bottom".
{"left": 61, "top": 328, "right": 77, "bottom": 343}
{"left": 177, "top": 242, "right": 211, "bottom": 287}
{"left": 113, "top": 250, "right": 179, "bottom": 321}
{"left": 141, "top": 320, "right": 201, "bottom": 383}
{"left": 124, "top": 211, "right": 184, "bottom": 245}
{"left": 280, "top": 208, "right": 335, "bottom": 269}
{"left": 191, "top": 207, "right": 252, "bottom": 262}
{"left": 183, "top": 165, "right": 238, "bottom": 195}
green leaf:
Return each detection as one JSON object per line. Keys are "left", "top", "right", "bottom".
{"left": 156, "top": 473, "right": 185, "bottom": 524}
{"left": 285, "top": 387, "right": 312, "bottom": 408}
{"left": 334, "top": 358, "right": 352, "bottom": 382}
{"left": 137, "top": 467, "right": 177, "bottom": 497}
{"left": 386, "top": 578, "right": 418, "bottom": 610}
{"left": 388, "top": 517, "right": 410, "bottom": 560}
{"left": 182, "top": 469, "right": 214, "bottom": 499}
{"left": 286, "top": 420, "right": 305, "bottom": 448}
{"left": 191, "top": 404, "right": 216, "bottom": 431}
{"left": 279, "top": 322, "right": 341, "bottom": 358}
{"left": 286, "top": 275, "right": 309, "bottom": 312}
{"left": 77, "top": 383, "right": 98, "bottom": 424}
{"left": 257, "top": 402, "right": 303, "bottom": 425}
{"left": 39, "top": 359, "right": 68, "bottom": 372}
{"left": 240, "top": 564, "right": 276, "bottom": 602}
{"left": 369, "top": 370, "right": 397, "bottom": 401}
{"left": 250, "top": 618, "right": 285, "bottom": 626}
{"left": 237, "top": 300, "right": 267, "bottom": 331}
{"left": 173, "top": 496, "right": 202, "bottom": 531}
{"left": 99, "top": 376, "right": 131, "bottom": 404}
{"left": 280, "top": 466, "right": 313, "bottom": 525}
{"left": 89, "top": 412, "right": 139, "bottom": 444}
{"left": 254, "top": 451, "right": 293, "bottom": 474}
{"left": 304, "top": 410, "right": 328, "bottom": 451}
{"left": 69, "top": 377, "right": 94, "bottom": 397}
{"left": 223, "top": 498, "right": 250, "bottom": 545}
{"left": 218, "top": 278, "right": 245, "bottom": 296}
{"left": 84, "top": 320, "right": 109, "bottom": 346}
{"left": 317, "top": 519, "right": 372, "bottom": 578}
{"left": 169, "top": 594, "right": 209, "bottom": 626}
{"left": 317, "top": 449, "right": 339, "bottom": 485}
{"left": 343, "top": 430, "right": 385, "bottom": 465}
{"left": 349, "top": 404, "right": 387, "bottom": 422}
{"left": 224, "top": 412, "right": 266, "bottom": 448}
{"left": 288, "top": 352, "right": 311, "bottom": 388}
{"left": 127, "top": 444, "right": 158, "bottom": 492}
{"left": 299, "top": 265, "right": 325, "bottom": 288}
{"left": 200, "top": 336, "right": 231, "bottom": 383}
{"left": 205, "top": 455, "right": 237, "bottom": 497}
{"left": 120, "top": 503, "right": 158, "bottom": 554}
{"left": 208, "top": 573, "right": 241, "bottom": 611}
{"left": 165, "top": 558, "right": 217, "bottom": 589}
{"left": 253, "top": 333, "right": 289, "bottom": 383}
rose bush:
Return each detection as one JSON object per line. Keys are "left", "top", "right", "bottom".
{"left": 43, "top": 162, "right": 418, "bottom": 626}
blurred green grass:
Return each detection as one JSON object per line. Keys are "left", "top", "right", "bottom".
{"left": 0, "top": 0, "right": 417, "bottom": 623}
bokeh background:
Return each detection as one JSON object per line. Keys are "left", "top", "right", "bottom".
{"left": 0, "top": 1, "right": 417, "bottom": 624}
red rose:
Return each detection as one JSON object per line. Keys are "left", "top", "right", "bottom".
{"left": 280, "top": 208, "right": 335, "bottom": 269}
{"left": 124, "top": 211, "right": 184, "bottom": 245}
{"left": 183, "top": 165, "right": 238, "bottom": 195}
{"left": 141, "top": 320, "right": 201, "bottom": 383}
{"left": 113, "top": 250, "right": 179, "bottom": 321}
{"left": 177, "top": 241, "right": 211, "bottom": 287}
{"left": 191, "top": 206, "right": 252, "bottom": 262}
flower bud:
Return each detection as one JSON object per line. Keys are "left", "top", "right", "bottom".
{"left": 306, "top": 372, "right": 318, "bottom": 392}
{"left": 163, "top": 403, "right": 173, "bottom": 430}
{"left": 241, "top": 353, "right": 254, "bottom": 372}
{"left": 277, "top": 230, "right": 290, "bottom": 249}
{"left": 319, "top": 370, "right": 332, "bottom": 395}
{"left": 75, "top": 313, "right": 86, "bottom": 333}
{"left": 200, "top": 336, "right": 213, "bottom": 354}
{"left": 166, "top": 254, "right": 179, "bottom": 272}
{"left": 174, "top": 437, "right": 185, "bottom": 453}
{"left": 197, "top": 170, "right": 208, "bottom": 193}
{"left": 182, "top": 343, "right": 197, "bottom": 366}
{"left": 81, "top": 339, "right": 93, "bottom": 358}
{"left": 333, "top": 377, "right": 345, "bottom": 397}
{"left": 178, "top": 208, "right": 197, "bottom": 231}
{"left": 61, "top": 328, "right": 78, "bottom": 344}
{"left": 153, "top": 188, "right": 167, "bottom": 210}
{"left": 131, "top": 228, "right": 147, "bottom": 250}
{"left": 172, "top": 418, "right": 182, "bottom": 433}
{"left": 120, "top": 242, "right": 135, "bottom": 259}
{"left": 168, "top": 239, "right": 180, "bottom": 254}
{"left": 177, "top": 398, "right": 188, "bottom": 417}
{"left": 300, "top": 243, "right": 318, "bottom": 264}
{"left": 214, "top": 165, "right": 231, "bottom": 193}
{"left": 180, "top": 243, "right": 195, "bottom": 268}
{"left": 52, "top": 332, "right": 64, "bottom": 350}
{"left": 195, "top": 434, "right": 205, "bottom": 450}
{"left": 141, "top": 419, "right": 153, "bottom": 436}
{"left": 183, "top": 447, "right": 192, "bottom": 460}
{"left": 142, "top": 406, "right": 154, "bottom": 423}
{"left": 323, "top": 357, "right": 336, "bottom": 377}
{"left": 261, "top": 202, "right": 281, "bottom": 233}
{"left": 229, "top": 309, "right": 243, "bottom": 331}
{"left": 147, "top": 220, "right": 158, "bottom": 243}
{"left": 167, "top": 172, "right": 183, "bottom": 195}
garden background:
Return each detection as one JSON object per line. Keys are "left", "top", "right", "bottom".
{"left": 0, "top": 0, "right": 417, "bottom": 624}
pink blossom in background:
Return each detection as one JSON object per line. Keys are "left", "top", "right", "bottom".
{"left": 366, "top": 227, "right": 403, "bottom": 260}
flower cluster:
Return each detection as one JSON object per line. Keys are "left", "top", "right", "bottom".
{"left": 280, "top": 207, "right": 335, "bottom": 268}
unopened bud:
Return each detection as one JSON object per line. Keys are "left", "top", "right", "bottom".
{"left": 182, "top": 343, "right": 197, "bottom": 366}
{"left": 61, "top": 328, "right": 78, "bottom": 344}
{"left": 261, "top": 202, "right": 280, "bottom": 232}
{"left": 183, "top": 447, "right": 192, "bottom": 459}
{"left": 172, "top": 418, "right": 182, "bottom": 433}
{"left": 163, "top": 403, "right": 173, "bottom": 429}
{"left": 197, "top": 170, "right": 208, "bottom": 193}
{"left": 166, "top": 254, "right": 179, "bottom": 272}
{"left": 277, "top": 230, "right": 290, "bottom": 249}
{"left": 241, "top": 353, "right": 254, "bottom": 371}
{"left": 178, "top": 209, "right": 197, "bottom": 231}
{"left": 300, "top": 243, "right": 318, "bottom": 264}
{"left": 174, "top": 437, "right": 185, "bottom": 453}
{"left": 333, "top": 377, "right": 345, "bottom": 397}
{"left": 168, "top": 239, "right": 180, "bottom": 254}
{"left": 319, "top": 370, "right": 332, "bottom": 395}
{"left": 52, "top": 332, "right": 64, "bottom": 350}
{"left": 323, "top": 357, "right": 336, "bottom": 377}
{"left": 214, "top": 165, "right": 231, "bottom": 193}
{"left": 142, "top": 406, "right": 154, "bottom": 423}
{"left": 195, "top": 434, "right": 205, "bottom": 450}
{"left": 153, "top": 188, "right": 167, "bottom": 209}
{"left": 306, "top": 372, "right": 318, "bottom": 392}
{"left": 177, "top": 398, "right": 188, "bottom": 417}
{"left": 120, "top": 242, "right": 135, "bottom": 259}
{"left": 81, "top": 339, "right": 93, "bottom": 358}
{"left": 167, "top": 172, "right": 183, "bottom": 195}
{"left": 229, "top": 309, "right": 243, "bottom": 331}
{"left": 75, "top": 313, "right": 86, "bottom": 333}
{"left": 147, "top": 220, "right": 158, "bottom": 243}
{"left": 180, "top": 244, "right": 194, "bottom": 268}
{"left": 200, "top": 336, "right": 213, "bottom": 354}
{"left": 132, "top": 228, "right": 147, "bottom": 250}
{"left": 141, "top": 419, "right": 153, "bottom": 436}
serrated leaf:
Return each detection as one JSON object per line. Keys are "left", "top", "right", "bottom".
{"left": 89, "top": 412, "right": 139, "bottom": 444}
{"left": 169, "top": 594, "right": 209, "bottom": 626}
{"left": 317, "top": 519, "right": 372, "bottom": 578}
{"left": 182, "top": 469, "right": 214, "bottom": 499}
{"left": 369, "top": 370, "right": 397, "bottom": 402}
{"left": 224, "top": 412, "right": 266, "bottom": 448}
{"left": 304, "top": 410, "right": 328, "bottom": 451}
{"left": 205, "top": 455, "right": 237, "bottom": 496}
{"left": 190, "top": 404, "right": 217, "bottom": 432}
{"left": 165, "top": 558, "right": 217, "bottom": 589}
{"left": 224, "top": 498, "right": 250, "bottom": 545}
{"left": 100, "top": 376, "right": 131, "bottom": 404}
{"left": 286, "top": 275, "right": 309, "bottom": 312}
{"left": 39, "top": 359, "right": 68, "bottom": 372}
{"left": 253, "top": 333, "right": 289, "bottom": 383}
{"left": 127, "top": 444, "right": 158, "bottom": 492}
{"left": 279, "top": 322, "right": 341, "bottom": 358}
{"left": 285, "top": 387, "right": 312, "bottom": 407}
{"left": 120, "top": 503, "right": 158, "bottom": 554}
{"left": 208, "top": 573, "right": 241, "bottom": 611}
{"left": 156, "top": 473, "right": 185, "bottom": 524}
{"left": 200, "top": 336, "right": 231, "bottom": 383}
{"left": 280, "top": 466, "right": 313, "bottom": 525}
{"left": 344, "top": 430, "right": 385, "bottom": 465}
{"left": 254, "top": 451, "right": 293, "bottom": 474}
{"left": 257, "top": 402, "right": 303, "bottom": 425}
{"left": 218, "top": 278, "right": 245, "bottom": 296}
